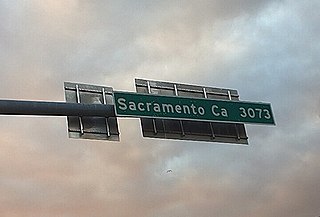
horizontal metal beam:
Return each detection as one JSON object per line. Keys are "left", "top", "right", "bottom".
{"left": 0, "top": 99, "right": 115, "bottom": 117}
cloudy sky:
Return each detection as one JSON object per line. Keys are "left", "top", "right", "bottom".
{"left": 1, "top": 0, "right": 320, "bottom": 216}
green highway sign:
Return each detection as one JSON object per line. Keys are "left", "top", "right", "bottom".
{"left": 113, "top": 91, "right": 275, "bottom": 125}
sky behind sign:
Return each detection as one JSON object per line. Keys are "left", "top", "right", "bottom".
{"left": 0, "top": 1, "right": 320, "bottom": 217}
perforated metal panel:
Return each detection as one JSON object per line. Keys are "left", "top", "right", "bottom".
{"left": 135, "top": 79, "right": 248, "bottom": 144}
{"left": 64, "top": 82, "right": 120, "bottom": 141}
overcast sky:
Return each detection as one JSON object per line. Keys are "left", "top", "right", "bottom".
{"left": 1, "top": 1, "right": 320, "bottom": 217}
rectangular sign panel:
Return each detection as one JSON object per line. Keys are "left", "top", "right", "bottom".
{"left": 65, "top": 82, "right": 120, "bottom": 141}
{"left": 114, "top": 91, "right": 275, "bottom": 125}
{"left": 135, "top": 78, "right": 248, "bottom": 144}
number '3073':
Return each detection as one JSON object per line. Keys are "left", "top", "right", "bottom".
{"left": 239, "top": 107, "right": 271, "bottom": 119}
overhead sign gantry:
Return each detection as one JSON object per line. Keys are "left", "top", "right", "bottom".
{"left": 0, "top": 78, "right": 275, "bottom": 144}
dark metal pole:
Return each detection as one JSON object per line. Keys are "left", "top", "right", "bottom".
{"left": 0, "top": 99, "right": 115, "bottom": 117}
